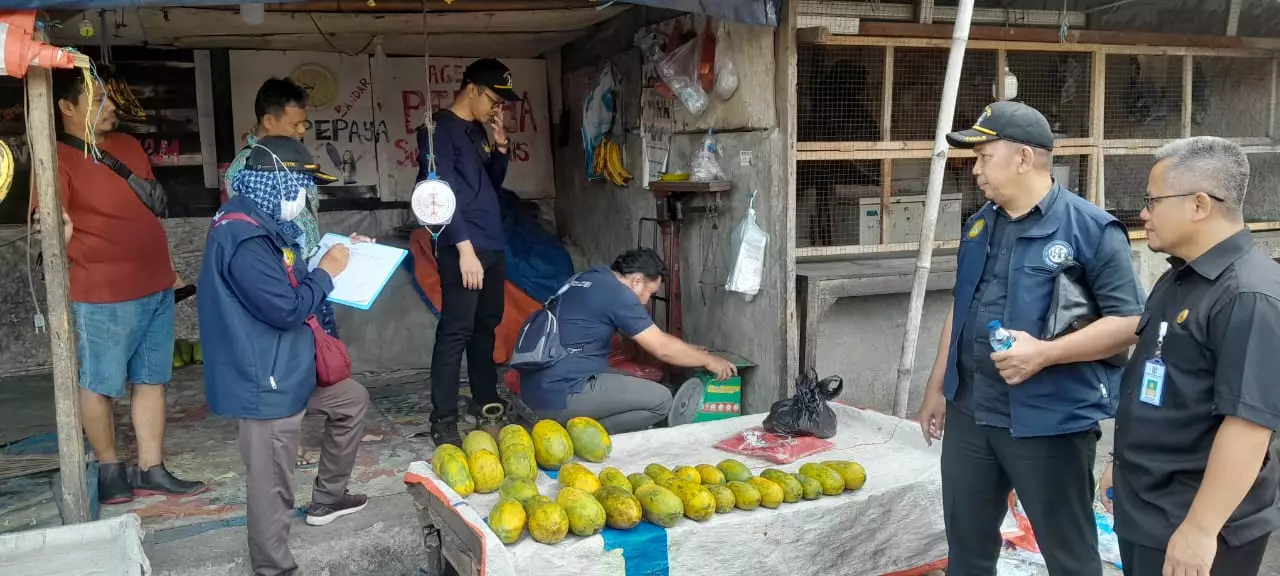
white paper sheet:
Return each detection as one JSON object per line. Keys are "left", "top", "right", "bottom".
{"left": 307, "top": 233, "right": 407, "bottom": 310}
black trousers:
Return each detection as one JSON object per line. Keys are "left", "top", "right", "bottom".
{"left": 430, "top": 246, "right": 506, "bottom": 422}
{"left": 1118, "top": 535, "right": 1270, "bottom": 576}
{"left": 942, "top": 402, "right": 1101, "bottom": 576}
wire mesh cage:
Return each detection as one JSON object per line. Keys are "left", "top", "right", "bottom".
{"left": 891, "top": 48, "right": 997, "bottom": 141}
{"left": 1006, "top": 51, "right": 1092, "bottom": 139}
{"left": 1244, "top": 153, "right": 1280, "bottom": 223}
{"left": 1104, "top": 54, "right": 1185, "bottom": 140}
{"left": 797, "top": 45, "right": 884, "bottom": 142}
{"left": 1191, "top": 57, "right": 1274, "bottom": 139}
{"left": 1102, "top": 154, "right": 1153, "bottom": 229}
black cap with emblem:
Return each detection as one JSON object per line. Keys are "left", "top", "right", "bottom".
{"left": 247, "top": 136, "right": 338, "bottom": 184}
{"left": 463, "top": 58, "right": 522, "bottom": 103}
{"left": 946, "top": 101, "right": 1055, "bottom": 151}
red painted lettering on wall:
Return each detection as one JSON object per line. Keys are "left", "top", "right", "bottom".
{"left": 334, "top": 78, "right": 372, "bottom": 118}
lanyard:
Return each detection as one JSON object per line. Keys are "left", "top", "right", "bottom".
{"left": 1153, "top": 321, "right": 1169, "bottom": 360}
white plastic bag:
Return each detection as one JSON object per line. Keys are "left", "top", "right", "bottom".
{"left": 691, "top": 129, "right": 725, "bottom": 182}
{"left": 726, "top": 191, "right": 769, "bottom": 300}
{"left": 657, "top": 38, "right": 709, "bottom": 115}
{"left": 712, "top": 21, "right": 739, "bottom": 101}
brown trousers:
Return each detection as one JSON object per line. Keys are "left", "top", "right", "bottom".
{"left": 236, "top": 378, "right": 369, "bottom": 576}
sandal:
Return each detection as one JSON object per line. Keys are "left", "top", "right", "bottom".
{"left": 296, "top": 451, "right": 320, "bottom": 470}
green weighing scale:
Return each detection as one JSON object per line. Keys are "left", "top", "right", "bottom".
{"left": 667, "top": 352, "right": 756, "bottom": 427}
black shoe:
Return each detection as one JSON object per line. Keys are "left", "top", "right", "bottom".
{"left": 131, "top": 463, "right": 209, "bottom": 497}
{"left": 98, "top": 462, "right": 134, "bottom": 505}
{"left": 305, "top": 491, "right": 368, "bottom": 526}
{"left": 430, "top": 417, "right": 462, "bottom": 447}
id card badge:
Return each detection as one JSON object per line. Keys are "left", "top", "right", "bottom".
{"left": 1139, "top": 359, "right": 1166, "bottom": 406}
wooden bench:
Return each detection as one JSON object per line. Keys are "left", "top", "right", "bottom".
{"left": 797, "top": 253, "right": 958, "bottom": 374}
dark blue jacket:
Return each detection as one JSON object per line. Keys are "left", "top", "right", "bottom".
{"left": 197, "top": 195, "right": 334, "bottom": 420}
{"left": 417, "top": 110, "right": 507, "bottom": 252}
{"left": 944, "top": 185, "right": 1124, "bottom": 438}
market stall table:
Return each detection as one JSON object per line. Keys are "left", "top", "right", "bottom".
{"left": 405, "top": 404, "right": 947, "bottom": 576}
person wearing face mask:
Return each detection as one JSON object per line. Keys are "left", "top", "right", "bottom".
{"left": 516, "top": 248, "right": 737, "bottom": 434}
{"left": 199, "top": 136, "right": 371, "bottom": 576}
{"left": 418, "top": 58, "right": 519, "bottom": 446}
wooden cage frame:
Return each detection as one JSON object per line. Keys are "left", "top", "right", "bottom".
{"left": 795, "top": 33, "right": 1280, "bottom": 258}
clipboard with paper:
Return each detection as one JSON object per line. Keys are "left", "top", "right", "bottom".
{"left": 307, "top": 233, "right": 407, "bottom": 310}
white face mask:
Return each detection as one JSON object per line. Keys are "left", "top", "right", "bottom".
{"left": 253, "top": 144, "right": 309, "bottom": 222}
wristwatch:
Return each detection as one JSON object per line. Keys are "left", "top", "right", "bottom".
{"left": 494, "top": 138, "right": 510, "bottom": 151}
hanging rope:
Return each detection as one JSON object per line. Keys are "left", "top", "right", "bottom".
{"left": 421, "top": 0, "right": 438, "bottom": 177}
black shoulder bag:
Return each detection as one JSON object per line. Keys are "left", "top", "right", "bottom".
{"left": 1042, "top": 260, "right": 1129, "bottom": 367}
{"left": 58, "top": 133, "right": 167, "bottom": 217}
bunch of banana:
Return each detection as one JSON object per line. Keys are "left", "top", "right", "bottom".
{"left": 592, "top": 136, "right": 633, "bottom": 187}
{"left": 105, "top": 71, "right": 147, "bottom": 122}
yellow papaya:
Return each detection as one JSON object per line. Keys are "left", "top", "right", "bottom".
{"left": 695, "top": 464, "right": 726, "bottom": 485}
{"left": 716, "top": 459, "right": 753, "bottom": 483}
{"left": 759, "top": 469, "right": 803, "bottom": 503}
{"left": 463, "top": 430, "right": 500, "bottom": 460}
{"left": 628, "top": 473, "right": 655, "bottom": 492}
{"left": 822, "top": 460, "right": 867, "bottom": 491}
{"left": 499, "top": 477, "right": 540, "bottom": 505}
{"left": 558, "top": 462, "right": 602, "bottom": 493}
{"left": 500, "top": 443, "right": 538, "bottom": 482}
{"left": 487, "top": 497, "right": 527, "bottom": 544}
{"left": 594, "top": 486, "right": 643, "bottom": 529}
{"left": 526, "top": 499, "right": 570, "bottom": 544}
{"left": 673, "top": 466, "right": 702, "bottom": 484}
{"left": 747, "top": 477, "right": 784, "bottom": 509}
{"left": 667, "top": 479, "right": 716, "bottom": 521}
{"left": 523, "top": 494, "right": 554, "bottom": 515}
{"left": 565, "top": 417, "right": 613, "bottom": 463}
{"left": 531, "top": 420, "right": 574, "bottom": 470}
{"left": 499, "top": 424, "right": 534, "bottom": 451}
{"left": 432, "top": 444, "right": 474, "bottom": 497}
{"left": 555, "top": 486, "right": 607, "bottom": 537}
{"left": 643, "top": 463, "right": 674, "bottom": 485}
{"left": 726, "top": 480, "right": 760, "bottom": 510}
{"left": 431, "top": 444, "right": 465, "bottom": 477}
{"left": 634, "top": 484, "right": 684, "bottom": 528}
{"left": 792, "top": 473, "right": 822, "bottom": 500}
{"left": 706, "top": 484, "right": 736, "bottom": 513}
{"left": 598, "top": 467, "right": 632, "bottom": 494}
{"left": 469, "top": 449, "right": 505, "bottom": 494}
{"left": 799, "top": 463, "right": 845, "bottom": 495}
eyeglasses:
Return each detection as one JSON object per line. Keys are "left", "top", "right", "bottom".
{"left": 480, "top": 90, "right": 503, "bottom": 108}
{"left": 1143, "top": 192, "right": 1226, "bottom": 210}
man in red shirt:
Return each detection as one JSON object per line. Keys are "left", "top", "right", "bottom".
{"left": 50, "top": 68, "right": 205, "bottom": 503}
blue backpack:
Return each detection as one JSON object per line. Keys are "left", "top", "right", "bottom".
{"left": 510, "top": 273, "right": 583, "bottom": 372}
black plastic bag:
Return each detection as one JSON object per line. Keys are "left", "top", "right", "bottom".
{"left": 762, "top": 370, "right": 843, "bottom": 439}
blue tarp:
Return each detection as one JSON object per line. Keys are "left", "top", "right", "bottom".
{"left": 495, "top": 186, "right": 575, "bottom": 303}
{"left": 615, "top": 0, "right": 779, "bottom": 27}
{"left": 4, "top": 1, "right": 304, "bottom": 8}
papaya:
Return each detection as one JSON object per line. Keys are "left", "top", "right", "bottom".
{"left": 628, "top": 473, "right": 655, "bottom": 492}
{"left": 747, "top": 477, "right": 784, "bottom": 509}
{"left": 499, "top": 424, "right": 534, "bottom": 451}
{"left": 499, "top": 477, "right": 540, "bottom": 505}
{"left": 523, "top": 494, "right": 554, "bottom": 515}
{"left": 667, "top": 479, "right": 716, "bottom": 521}
{"left": 531, "top": 420, "right": 574, "bottom": 470}
{"left": 468, "top": 449, "right": 505, "bottom": 494}
{"left": 759, "top": 469, "right": 803, "bottom": 503}
{"left": 555, "top": 486, "right": 607, "bottom": 537}
{"left": 487, "top": 497, "right": 527, "bottom": 544}
{"left": 792, "top": 473, "right": 822, "bottom": 500}
{"left": 706, "top": 484, "right": 736, "bottom": 513}
{"left": 598, "top": 467, "right": 632, "bottom": 494}
{"left": 673, "top": 466, "right": 702, "bottom": 484}
{"left": 643, "top": 463, "right": 674, "bottom": 486}
{"left": 500, "top": 443, "right": 538, "bottom": 482}
{"left": 432, "top": 444, "right": 474, "bottom": 497}
{"left": 822, "top": 460, "right": 867, "bottom": 491}
{"left": 463, "top": 430, "right": 500, "bottom": 460}
{"left": 565, "top": 417, "right": 613, "bottom": 463}
{"left": 526, "top": 499, "right": 570, "bottom": 544}
{"left": 558, "top": 463, "right": 602, "bottom": 493}
{"left": 726, "top": 480, "right": 761, "bottom": 510}
{"left": 716, "top": 459, "right": 752, "bottom": 483}
{"left": 594, "top": 486, "right": 643, "bottom": 529}
{"left": 634, "top": 484, "right": 684, "bottom": 528}
{"left": 799, "top": 463, "right": 846, "bottom": 496}
{"left": 192, "top": 341, "right": 203, "bottom": 364}
{"left": 695, "top": 464, "right": 726, "bottom": 485}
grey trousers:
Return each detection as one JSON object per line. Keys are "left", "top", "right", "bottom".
{"left": 237, "top": 378, "right": 369, "bottom": 576}
{"left": 537, "top": 372, "right": 673, "bottom": 434}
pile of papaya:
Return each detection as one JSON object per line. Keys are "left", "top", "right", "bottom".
{"left": 430, "top": 415, "right": 867, "bottom": 546}
{"left": 172, "top": 339, "right": 203, "bottom": 370}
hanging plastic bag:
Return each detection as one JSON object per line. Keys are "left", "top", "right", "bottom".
{"left": 726, "top": 191, "right": 768, "bottom": 299}
{"left": 712, "top": 20, "right": 739, "bottom": 101}
{"left": 690, "top": 129, "right": 725, "bottom": 182}
{"left": 581, "top": 64, "right": 618, "bottom": 181}
{"left": 762, "top": 370, "right": 843, "bottom": 439}
{"left": 657, "top": 37, "right": 708, "bottom": 115}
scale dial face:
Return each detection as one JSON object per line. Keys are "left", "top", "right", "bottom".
{"left": 412, "top": 178, "right": 457, "bottom": 226}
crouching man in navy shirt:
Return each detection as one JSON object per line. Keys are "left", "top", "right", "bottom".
{"left": 917, "top": 101, "right": 1146, "bottom": 576}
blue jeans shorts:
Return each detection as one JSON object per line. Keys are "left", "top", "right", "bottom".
{"left": 72, "top": 288, "right": 175, "bottom": 398}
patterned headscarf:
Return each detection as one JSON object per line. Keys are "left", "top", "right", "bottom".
{"left": 231, "top": 168, "right": 313, "bottom": 249}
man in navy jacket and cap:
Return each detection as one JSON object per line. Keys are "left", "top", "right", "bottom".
{"left": 417, "top": 58, "right": 521, "bottom": 446}
{"left": 200, "top": 136, "right": 371, "bottom": 576}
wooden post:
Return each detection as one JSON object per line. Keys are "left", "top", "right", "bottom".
{"left": 996, "top": 48, "right": 1007, "bottom": 101}
{"left": 25, "top": 50, "right": 90, "bottom": 522}
{"left": 918, "top": 0, "right": 935, "bottom": 25}
{"left": 777, "top": 0, "right": 801, "bottom": 397}
{"left": 1270, "top": 58, "right": 1278, "bottom": 140}
{"left": 1181, "top": 55, "right": 1193, "bottom": 137}
{"left": 880, "top": 46, "right": 895, "bottom": 244}
{"left": 892, "top": 0, "right": 975, "bottom": 418}
{"left": 1087, "top": 49, "right": 1106, "bottom": 207}
{"left": 1226, "top": 0, "right": 1242, "bottom": 37}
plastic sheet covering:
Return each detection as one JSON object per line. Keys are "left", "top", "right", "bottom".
{"left": 0, "top": 513, "right": 149, "bottom": 576}
{"left": 405, "top": 404, "right": 947, "bottom": 576}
